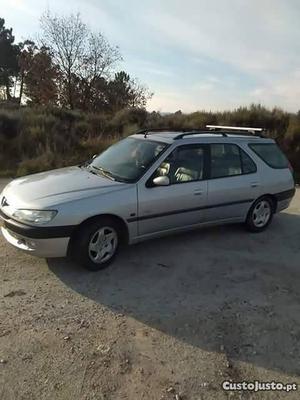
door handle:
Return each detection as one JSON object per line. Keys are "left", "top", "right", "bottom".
{"left": 251, "top": 182, "right": 259, "bottom": 188}
{"left": 194, "top": 189, "right": 203, "bottom": 196}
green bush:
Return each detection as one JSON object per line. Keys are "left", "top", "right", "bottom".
{"left": 0, "top": 104, "right": 300, "bottom": 182}
{"left": 16, "top": 152, "right": 57, "bottom": 176}
{"left": 0, "top": 109, "right": 20, "bottom": 139}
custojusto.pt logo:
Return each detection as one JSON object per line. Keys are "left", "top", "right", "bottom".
{"left": 222, "top": 380, "right": 297, "bottom": 392}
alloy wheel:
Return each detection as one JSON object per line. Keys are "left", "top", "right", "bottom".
{"left": 88, "top": 226, "right": 118, "bottom": 264}
{"left": 252, "top": 200, "right": 271, "bottom": 228}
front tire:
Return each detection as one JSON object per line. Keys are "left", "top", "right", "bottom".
{"left": 245, "top": 196, "right": 274, "bottom": 232}
{"left": 71, "top": 218, "right": 120, "bottom": 271}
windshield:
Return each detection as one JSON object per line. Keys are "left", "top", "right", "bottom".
{"left": 88, "top": 137, "right": 167, "bottom": 182}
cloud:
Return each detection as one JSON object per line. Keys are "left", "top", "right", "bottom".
{"left": 249, "top": 70, "right": 300, "bottom": 111}
{"left": 141, "top": 0, "right": 300, "bottom": 112}
{"left": 143, "top": 0, "right": 300, "bottom": 76}
{"left": 2, "top": 0, "right": 299, "bottom": 111}
{"left": 9, "top": 0, "right": 23, "bottom": 9}
{"left": 3, "top": 0, "right": 37, "bottom": 16}
{"left": 148, "top": 76, "right": 249, "bottom": 112}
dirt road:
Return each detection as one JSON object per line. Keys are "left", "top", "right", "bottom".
{"left": 1, "top": 178, "right": 300, "bottom": 399}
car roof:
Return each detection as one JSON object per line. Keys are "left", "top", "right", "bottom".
{"left": 130, "top": 130, "right": 275, "bottom": 145}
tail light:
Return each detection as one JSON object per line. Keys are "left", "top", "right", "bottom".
{"left": 288, "top": 161, "right": 294, "bottom": 173}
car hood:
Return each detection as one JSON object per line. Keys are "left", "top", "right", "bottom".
{"left": 1, "top": 166, "right": 129, "bottom": 209}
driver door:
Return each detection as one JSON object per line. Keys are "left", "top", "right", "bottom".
{"left": 137, "top": 144, "right": 209, "bottom": 237}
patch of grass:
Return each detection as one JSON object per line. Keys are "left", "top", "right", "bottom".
{"left": 16, "top": 152, "right": 58, "bottom": 176}
{"left": 0, "top": 169, "right": 15, "bottom": 178}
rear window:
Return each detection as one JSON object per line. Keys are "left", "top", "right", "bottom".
{"left": 249, "top": 143, "right": 289, "bottom": 169}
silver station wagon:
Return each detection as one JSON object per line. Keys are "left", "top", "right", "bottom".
{"left": 0, "top": 125, "right": 295, "bottom": 270}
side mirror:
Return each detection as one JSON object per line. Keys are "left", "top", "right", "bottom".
{"left": 152, "top": 176, "right": 170, "bottom": 186}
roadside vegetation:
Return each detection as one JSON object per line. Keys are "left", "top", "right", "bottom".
{"left": 1, "top": 15, "right": 300, "bottom": 181}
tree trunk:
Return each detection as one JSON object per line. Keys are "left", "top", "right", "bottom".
{"left": 5, "top": 78, "right": 11, "bottom": 101}
{"left": 19, "top": 72, "right": 24, "bottom": 105}
{"left": 67, "top": 70, "right": 73, "bottom": 109}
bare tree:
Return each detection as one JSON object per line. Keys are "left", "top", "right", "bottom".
{"left": 79, "top": 33, "right": 122, "bottom": 109}
{"left": 82, "top": 33, "right": 121, "bottom": 80}
{"left": 40, "top": 12, "right": 121, "bottom": 109}
{"left": 40, "top": 12, "right": 88, "bottom": 108}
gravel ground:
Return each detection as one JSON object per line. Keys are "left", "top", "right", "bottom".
{"left": 1, "top": 178, "right": 300, "bottom": 400}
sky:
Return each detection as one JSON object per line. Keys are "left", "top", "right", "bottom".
{"left": 1, "top": 0, "right": 300, "bottom": 113}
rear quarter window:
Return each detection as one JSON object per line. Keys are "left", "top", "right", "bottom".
{"left": 249, "top": 143, "right": 289, "bottom": 169}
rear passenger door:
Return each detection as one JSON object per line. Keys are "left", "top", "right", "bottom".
{"left": 206, "top": 143, "right": 260, "bottom": 222}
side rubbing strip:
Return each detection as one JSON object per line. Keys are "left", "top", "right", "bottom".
{"left": 127, "top": 199, "right": 254, "bottom": 223}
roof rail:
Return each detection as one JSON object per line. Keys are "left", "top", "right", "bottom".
{"left": 173, "top": 130, "right": 227, "bottom": 139}
{"left": 135, "top": 128, "right": 228, "bottom": 139}
{"left": 134, "top": 126, "right": 266, "bottom": 140}
{"left": 135, "top": 128, "right": 197, "bottom": 138}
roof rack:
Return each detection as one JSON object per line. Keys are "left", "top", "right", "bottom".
{"left": 206, "top": 125, "right": 266, "bottom": 137}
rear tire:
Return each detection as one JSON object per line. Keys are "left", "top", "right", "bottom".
{"left": 71, "top": 217, "right": 120, "bottom": 271}
{"left": 245, "top": 196, "right": 274, "bottom": 232}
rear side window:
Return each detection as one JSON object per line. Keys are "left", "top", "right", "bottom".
{"left": 241, "top": 150, "right": 257, "bottom": 174}
{"left": 249, "top": 143, "right": 289, "bottom": 169}
{"left": 210, "top": 144, "right": 256, "bottom": 179}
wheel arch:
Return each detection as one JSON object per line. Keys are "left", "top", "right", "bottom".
{"left": 247, "top": 193, "right": 278, "bottom": 219}
{"left": 67, "top": 213, "right": 129, "bottom": 257}
{"left": 257, "top": 193, "right": 278, "bottom": 212}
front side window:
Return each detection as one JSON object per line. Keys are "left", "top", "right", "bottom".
{"left": 249, "top": 143, "right": 289, "bottom": 169}
{"left": 89, "top": 137, "right": 167, "bottom": 182}
{"left": 154, "top": 145, "right": 205, "bottom": 184}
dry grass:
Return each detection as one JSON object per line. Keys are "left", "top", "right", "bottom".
{"left": 0, "top": 104, "right": 299, "bottom": 180}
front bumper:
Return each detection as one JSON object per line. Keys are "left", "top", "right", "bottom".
{"left": 1, "top": 226, "right": 70, "bottom": 257}
{"left": 0, "top": 209, "right": 74, "bottom": 258}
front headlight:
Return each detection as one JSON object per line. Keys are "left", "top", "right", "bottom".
{"left": 12, "top": 209, "right": 58, "bottom": 225}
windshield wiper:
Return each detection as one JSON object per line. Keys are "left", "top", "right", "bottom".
{"left": 84, "top": 164, "right": 130, "bottom": 183}
{"left": 90, "top": 166, "right": 116, "bottom": 181}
